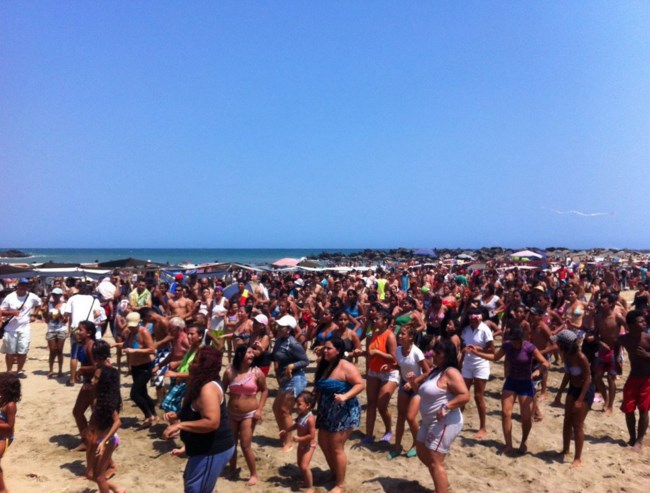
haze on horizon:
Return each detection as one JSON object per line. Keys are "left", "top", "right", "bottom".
{"left": 2, "top": 3, "right": 649, "bottom": 250}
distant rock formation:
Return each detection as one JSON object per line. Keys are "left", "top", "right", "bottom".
{"left": 0, "top": 249, "right": 30, "bottom": 258}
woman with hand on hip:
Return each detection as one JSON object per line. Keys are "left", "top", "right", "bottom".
{"left": 314, "top": 337, "right": 365, "bottom": 493}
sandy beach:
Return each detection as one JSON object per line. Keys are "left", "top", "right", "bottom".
{"left": 8, "top": 314, "right": 650, "bottom": 493}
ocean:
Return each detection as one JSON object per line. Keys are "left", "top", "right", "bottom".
{"left": 0, "top": 248, "right": 363, "bottom": 266}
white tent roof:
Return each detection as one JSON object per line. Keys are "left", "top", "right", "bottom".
{"left": 510, "top": 250, "right": 543, "bottom": 258}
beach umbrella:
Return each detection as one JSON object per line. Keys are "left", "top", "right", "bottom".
{"left": 413, "top": 248, "right": 437, "bottom": 258}
{"left": 223, "top": 282, "right": 253, "bottom": 300}
{"left": 272, "top": 258, "right": 300, "bottom": 267}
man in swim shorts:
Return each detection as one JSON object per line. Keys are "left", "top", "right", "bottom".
{"left": 594, "top": 293, "right": 627, "bottom": 415}
{"left": 619, "top": 310, "right": 650, "bottom": 451}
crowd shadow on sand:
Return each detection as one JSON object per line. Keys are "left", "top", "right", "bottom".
{"left": 267, "top": 465, "right": 333, "bottom": 490}
{"left": 363, "top": 477, "right": 431, "bottom": 493}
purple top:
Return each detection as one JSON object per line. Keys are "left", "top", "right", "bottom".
{"left": 503, "top": 340, "right": 535, "bottom": 380}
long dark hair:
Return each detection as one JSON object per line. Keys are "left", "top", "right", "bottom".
{"left": 314, "top": 337, "right": 346, "bottom": 382}
{"left": 232, "top": 344, "right": 249, "bottom": 372}
{"left": 0, "top": 373, "right": 21, "bottom": 407}
{"left": 184, "top": 346, "right": 222, "bottom": 405}
{"left": 93, "top": 366, "right": 121, "bottom": 430}
{"left": 431, "top": 339, "right": 460, "bottom": 374}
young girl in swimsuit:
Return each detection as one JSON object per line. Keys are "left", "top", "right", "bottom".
{"left": 279, "top": 391, "right": 317, "bottom": 493}
{"left": 86, "top": 366, "right": 125, "bottom": 493}
{"left": 0, "top": 373, "right": 20, "bottom": 493}
{"left": 222, "top": 345, "right": 268, "bottom": 486}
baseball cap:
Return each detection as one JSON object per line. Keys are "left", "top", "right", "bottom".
{"left": 51, "top": 288, "right": 64, "bottom": 295}
{"left": 126, "top": 312, "right": 141, "bottom": 327}
{"left": 18, "top": 278, "right": 30, "bottom": 285}
{"left": 254, "top": 314, "right": 269, "bottom": 326}
{"left": 276, "top": 314, "right": 297, "bottom": 329}
{"left": 551, "top": 329, "right": 578, "bottom": 345}
{"left": 174, "top": 273, "right": 184, "bottom": 281}
{"left": 294, "top": 278, "right": 305, "bottom": 287}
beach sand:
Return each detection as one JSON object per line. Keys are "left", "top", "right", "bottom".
{"left": 8, "top": 309, "right": 650, "bottom": 492}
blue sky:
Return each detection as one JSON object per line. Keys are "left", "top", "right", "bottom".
{"left": 2, "top": 2, "right": 649, "bottom": 249}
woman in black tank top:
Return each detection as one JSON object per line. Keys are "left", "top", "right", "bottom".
{"left": 163, "top": 347, "right": 235, "bottom": 493}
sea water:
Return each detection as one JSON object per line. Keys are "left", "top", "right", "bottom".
{"left": 0, "top": 248, "right": 362, "bottom": 266}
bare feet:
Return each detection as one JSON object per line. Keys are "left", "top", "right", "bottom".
{"left": 474, "top": 428, "right": 488, "bottom": 440}
{"left": 247, "top": 475, "right": 259, "bottom": 486}
{"left": 518, "top": 443, "right": 528, "bottom": 455}
{"left": 330, "top": 485, "right": 346, "bottom": 493}
{"left": 280, "top": 444, "right": 294, "bottom": 453}
{"left": 224, "top": 467, "right": 241, "bottom": 481}
{"left": 72, "top": 442, "right": 87, "bottom": 452}
{"left": 631, "top": 442, "right": 644, "bottom": 453}
{"left": 571, "top": 459, "right": 582, "bottom": 468}
{"left": 604, "top": 407, "right": 613, "bottom": 417}
{"left": 538, "top": 392, "right": 548, "bottom": 401}
{"left": 47, "top": 371, "right": 54, "bottom": 379}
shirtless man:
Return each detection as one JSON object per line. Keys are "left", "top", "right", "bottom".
{"left": 530, "top": 306, "right": 554, "bottom": 400}
{"left": 167, "top": 286, "right": 194, "bottom": 322}
{"left": 152, "top": 317, "right": 190, "bottom": 402}
{"left": 619, "top": 310, "right": 650, "bottom": 451}
{"left": 595, "top": 293, "right": 627, "bottom": 415}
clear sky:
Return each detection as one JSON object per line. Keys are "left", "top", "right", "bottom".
{"left": 2, "top": 2, "right": 650, "bottom": 249}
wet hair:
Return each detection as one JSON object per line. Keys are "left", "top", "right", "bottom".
{"left": 139, "top": 307, "right": 153, "bottom": 320}
{"left": 232, "top": 344, "right": 251, "bottom": 372}
{"left": 297, "top": 391, "right": 316, "bottom": 409}
{"left": 0, "top": 373, "right": 21, "bottom": 406}
{"left": 187, "top": 325, "right": 206, "bottom": 339}
{"left": 315, "top": 337, "right": 346, "bottom": 382}
{"left": 92, "top": 340, "right": 111, "bottom": 361}
{"left": 626, "top": 309, "right": 644, "bottom": 326}
{"left": 184, "top": 347, "right": 223, "bottom": 405}
{"left": 431, "top": 339, "right": 460, "bottom": 372}
{"left": 92, "top": 366, "right": 121, "bottom": 430}
{"left": 77, "top": 320, "right": 96, "bottom": 340}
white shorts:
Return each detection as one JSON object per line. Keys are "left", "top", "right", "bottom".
{"left": 2, "top": 330, "right": 31, "bottom": 355}
{"left": 367, "top": 369, "right": 400, "bottom": 385}
{"left": 461, "top": 362, "right": 490, "bottom": 380}
{"left": 417, "top": 413, "right": 463, "bottom": 454}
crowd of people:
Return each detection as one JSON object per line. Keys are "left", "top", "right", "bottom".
{"left": 0, "top": 260, "right": 649, "bottom": 493}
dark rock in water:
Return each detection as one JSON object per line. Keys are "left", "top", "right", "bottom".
{"left": 0, "top": 249, "right": 29, "bottom": 258}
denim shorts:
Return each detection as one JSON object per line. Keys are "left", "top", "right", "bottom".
{"left": 279, "top": 372, "right": 307, "bottom": 398}
{"left": 503, "top": 377, "right": 535, "bottom": 397}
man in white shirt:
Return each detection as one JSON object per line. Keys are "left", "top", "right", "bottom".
{"left": 0, "top": 278, "right": 42, "bottom": 376}
{"left": 460, "top": 308, "right": 495, "bottom": 439}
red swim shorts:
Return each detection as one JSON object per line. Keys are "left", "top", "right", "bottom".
{"left": 620, "top": 376, "right": 650, "bottom": 413}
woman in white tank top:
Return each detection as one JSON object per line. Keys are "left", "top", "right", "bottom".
{"left": 408, "top": 339, "right": 469, "bottom": 493}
